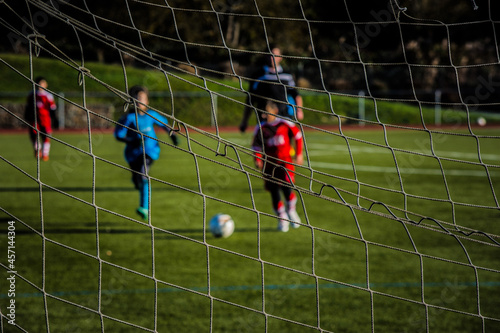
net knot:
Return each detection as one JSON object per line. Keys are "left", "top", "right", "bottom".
{"left": 123, "top": 99, "right": 134, "bottom": 113}
{"left": 77, "top": 67, "right": 91, "bottom": 86}
{"left": 27, "top": 33, "right": 46, "bottom": 57}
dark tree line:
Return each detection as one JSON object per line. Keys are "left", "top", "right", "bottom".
{"left": 1, "top": 0, "right": 499, "bottom": 107}
{"left": 2, "top": 0, "right": 494, "bottom": 60}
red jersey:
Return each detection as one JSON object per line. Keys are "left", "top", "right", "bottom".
{"left": 26, "top": 89, "right": 56, "bottom": 132}
{"left": 252, "top": 118, "right": 303, "bottom": 183}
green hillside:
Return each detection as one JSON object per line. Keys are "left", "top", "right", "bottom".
{"left": 0, "top": 53, "right": 489, "bottom": 128}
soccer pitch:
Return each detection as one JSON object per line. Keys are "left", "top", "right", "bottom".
{"left": 1, "top": 127, "right": 499, "bottom": 332}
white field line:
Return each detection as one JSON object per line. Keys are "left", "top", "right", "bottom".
{"left": 306, "top": 144, "right": 500, "bottom": 177}
{"left": 306, "top": 143, "right": 500, "bottom": 161}
{"left": 309, "top": 161, "right": 500, "bottom": 177}
{"left": 225, "top": 139, "right": 499, "bottom": 177}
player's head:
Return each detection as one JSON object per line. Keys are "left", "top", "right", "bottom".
{"left": 129, "top": 85, "right": 149, "bottom": 112}
{"left": 34, "top": 76, "right": 48, "bottom": 89}
{"left": 265, "top": 100, "right": 279, "bottom": 122}
{"left": 265, "top": 44, "right": 282, "bottom": 68}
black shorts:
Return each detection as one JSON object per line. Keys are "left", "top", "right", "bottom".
{"left": 129, "top": 155, "right": 153, "bottom": 188}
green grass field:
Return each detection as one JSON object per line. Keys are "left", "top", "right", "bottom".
{"left": 1, "top": 126, "right": 500, "bottom": 332}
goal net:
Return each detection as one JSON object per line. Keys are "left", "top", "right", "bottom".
{"left": 1, "top": 0, "right": 499, "bottom": 332}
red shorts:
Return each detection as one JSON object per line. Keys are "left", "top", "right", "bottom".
{"left": 30, "top": 112, "right": 52, "bottom": 136}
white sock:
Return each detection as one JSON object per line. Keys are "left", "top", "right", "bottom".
{"left": 42, "top": 142, "right": 50, "bottom": 157}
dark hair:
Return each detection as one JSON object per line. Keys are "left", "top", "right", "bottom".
{"left": 268, "top": 43, "right": 279, "bottom": 52}
{"left": 264, "top": 44, "right": 281, "bottom": 67}
{"left": 266, "top": 100, "right": 279, "bottom": 111}
{"left": 34, "top": 76, "right": 46, "bottom": 84}
{"left": 129, "top": 85, "right": 148, "bottom": 100}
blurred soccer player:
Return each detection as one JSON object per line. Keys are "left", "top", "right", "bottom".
{"left": 25, "top": 76, "right": 57, "bottom": 161}
{"left": 114, "top": 85, "right": 179, "bottom": 220}
{"left": 240, "top": 45, "right": 303, "bottom": 133}
{"left": 252, "top": 100, "right": 303, "bottom": 232}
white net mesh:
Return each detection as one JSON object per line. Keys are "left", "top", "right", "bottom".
{"left": 1, "top": 0, "right": 499, "bottom": 332}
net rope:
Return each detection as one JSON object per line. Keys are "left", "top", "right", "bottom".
{"left": 1, "top": 0, "right": 499, "bottom": 332}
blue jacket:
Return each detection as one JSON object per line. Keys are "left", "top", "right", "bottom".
{"left": 114, "top": 109, "right": 170, "bottom": 163}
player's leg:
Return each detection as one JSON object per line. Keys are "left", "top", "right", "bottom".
{"left": 39, "top": 117, "right": 52, "bottom": 161}
{"left": 138, "top": 157, "right": 153, "bottom": 219}
{"left": 29, "top": 127, "right": 41, "bottom": 158}
{"left": 266, "top": 180, "right": 289, "bottom": 232}
{"left": 282, "top": 187, "right": 301, "bottom": 228}
{"left": 130, "top": 156, "right": 153, "bottom": 220}
{"left": 41, "top": 133, "right": 50, "bottom": 161}
{"left": 280, "top": 164, "right": 301, "bottom": 228}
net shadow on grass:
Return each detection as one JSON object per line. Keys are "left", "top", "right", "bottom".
{"left": 1, "top": 219, "right": 275, "bottom": 240}
{"left": 0, "top": 186, "right": 176, "bottom": 192}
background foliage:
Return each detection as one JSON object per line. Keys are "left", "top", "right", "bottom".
{"left": 1, "top": 0, "right": 499, "bottom": 107}
{"left": 1, "top": 0, "right": 499, "bottom": 128}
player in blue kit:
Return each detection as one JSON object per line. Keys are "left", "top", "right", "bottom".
{"left": 114, "top": 85, "right": 179, "bottom": 220}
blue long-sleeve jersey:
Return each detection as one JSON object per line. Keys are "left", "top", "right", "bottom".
{"left": 114, "top": 109, "right": 171, "bottom": 163}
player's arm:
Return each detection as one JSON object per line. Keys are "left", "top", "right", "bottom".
{"left": 114, "top": 117, "right": 128, "bottom": 142}
{"left": 295, "top": 149, "right": 303, "bottom": 166}
{"left": 294, "top": 95, "right": 304, "bottom": 121}
{"left": 47, "top": 94, "right": 57, "bottom": 111}
{"left": 288, "top": 87, "right": 303, "bottom": 121}
{"left": 291, "top": 125, "right": 303, "bottom": 165}
{"left": 254, "top": 152, "right": 264, "bottom": 170}
{"left": 114, "top": 116, "right": 140, "bottom": 145}
{"left": 46, "top": 94, "right": 59, "bottom": 128}
{"left": 150, "top": 110, "right": 180, "bottom": 146}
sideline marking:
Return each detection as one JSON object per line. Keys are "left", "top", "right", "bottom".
{"left": 307, "top": 143, "right": 500, "bottom": 161}
{"left": 3, "top": 281, "right": 499, "bottom": 299}
{"left": 309, "top": 161, "right": 500, "bottom": 177}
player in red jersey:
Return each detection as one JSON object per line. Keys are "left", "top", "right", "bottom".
{"left": 252, "top": 100, "right": 304, "bottom": 232}
{"left": 25, "top": 77, "right": 57, "bottom": 161}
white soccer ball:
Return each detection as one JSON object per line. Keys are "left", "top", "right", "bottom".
{"left": 209, "top": 214, "right": 235, "bottom": 238}
{"left": 477, "top": 117, "right": 486, "bottom": 126}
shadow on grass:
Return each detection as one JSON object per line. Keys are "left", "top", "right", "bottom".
{"left": 0, "top": 186, "right": 264, "bottom": 193}
{"left": 0, "top": 186, "right": 171, "bottom": 192}
{"left": 0, "top": 218, "right": 276, "bottom": 241}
